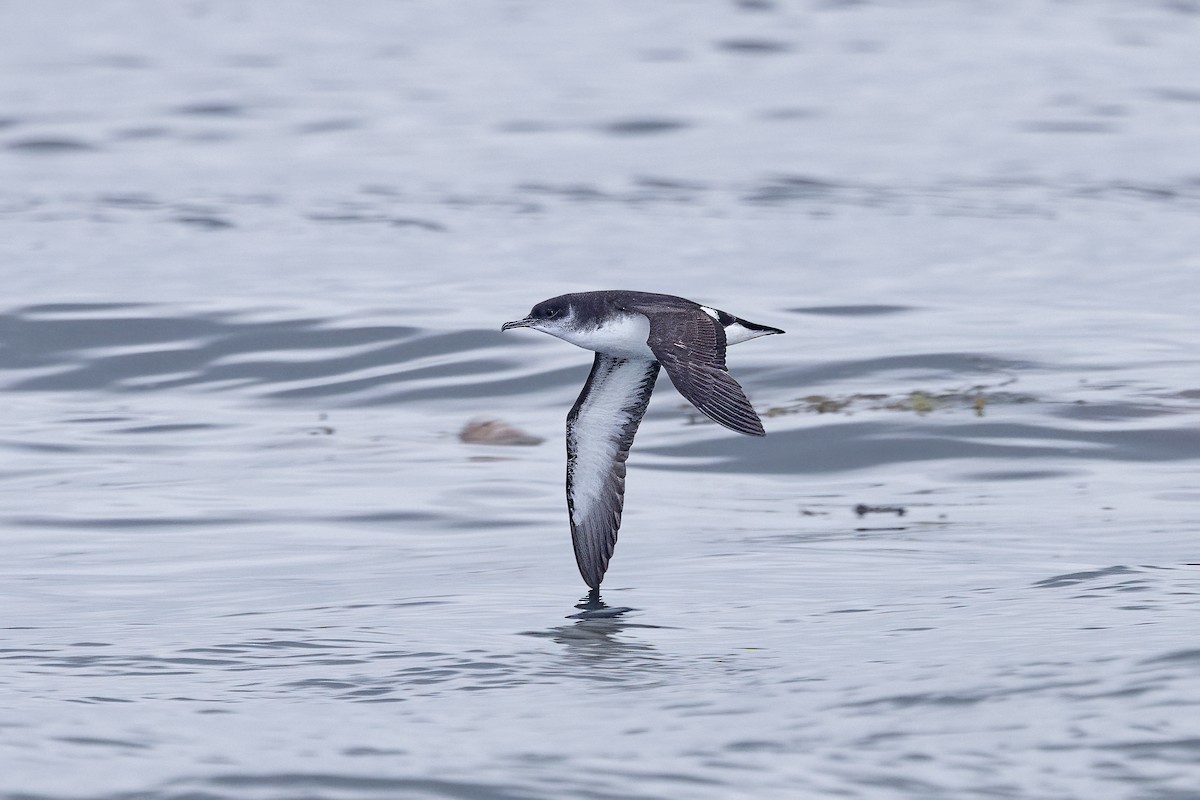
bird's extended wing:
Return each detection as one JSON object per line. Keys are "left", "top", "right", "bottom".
{"left": 566, "top": 354, "right": 661, "bottom": 589}
{"left": 642, "top": 309, "right": 765, "bottom": 437}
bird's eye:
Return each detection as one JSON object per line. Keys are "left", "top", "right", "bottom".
{"left": 547, "top": 309, "right": 558, "bottom": 318}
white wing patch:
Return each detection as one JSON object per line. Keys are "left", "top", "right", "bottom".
{"left": 569, "top": 359, "right": 646, "bottom": 525}
{"left": 566, "top": 355, "right": 660, "bottom": 588}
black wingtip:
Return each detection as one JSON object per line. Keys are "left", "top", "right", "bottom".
{"left": 733, "top": 417, "right": 767, "bottom": 437}
{"left": 574, "top": 548, "right": 607, "bottom": 590}
{"left": 690, "top": 394, "right": 767, "bottom": 437}
{"left": 695, "top": 410, "right": 766, "bottom": 437}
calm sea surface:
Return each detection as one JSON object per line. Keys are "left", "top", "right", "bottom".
{"left": 3, "top": 2, "right": 1200, "bottom": 798}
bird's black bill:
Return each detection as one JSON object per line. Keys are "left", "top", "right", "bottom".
{"left": 501, "top": 317, "right": 533, "bottom": 332}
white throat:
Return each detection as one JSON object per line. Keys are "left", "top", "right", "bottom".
{"left": 539, "top": 312, "right": 654, "bottom": 359}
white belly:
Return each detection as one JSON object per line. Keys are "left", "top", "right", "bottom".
{"left": 552, "top": 313, "right": 655, "bottom": 359}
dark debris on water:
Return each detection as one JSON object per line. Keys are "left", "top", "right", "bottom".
{"left": 854, "top": 504, "right": 907, "bottom": 518}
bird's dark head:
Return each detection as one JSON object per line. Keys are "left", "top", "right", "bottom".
{"left": 501, "top": 295, "right": 574, "bottom": 333}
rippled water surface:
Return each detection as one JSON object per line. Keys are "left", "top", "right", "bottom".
{"left": 4, "top": 2, "right": 1200, "bottom": 798}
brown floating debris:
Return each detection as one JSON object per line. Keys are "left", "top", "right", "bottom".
{"left": 459, "top": 418, "right": 544, "bottom": 446}
{"left": 763, "top": 384, "right": 1034, "bottom": 418}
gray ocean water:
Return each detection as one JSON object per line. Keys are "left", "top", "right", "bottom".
{"left": 3, "top": 2, "right": 1200, "bottom": 798}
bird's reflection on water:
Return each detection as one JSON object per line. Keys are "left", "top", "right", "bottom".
{"left": 521, "top": 590, "right": 672, "bottom": 680}
{"left": 567, "top": 587, "right": 633, "bottom": 619}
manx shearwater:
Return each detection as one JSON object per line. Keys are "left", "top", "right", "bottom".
{"left": 502, "top": 290, "right": 784, "bottom": 589}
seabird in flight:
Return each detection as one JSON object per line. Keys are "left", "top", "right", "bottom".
{"left": 502, "top": 290, "right": 784, "bottom": 590}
